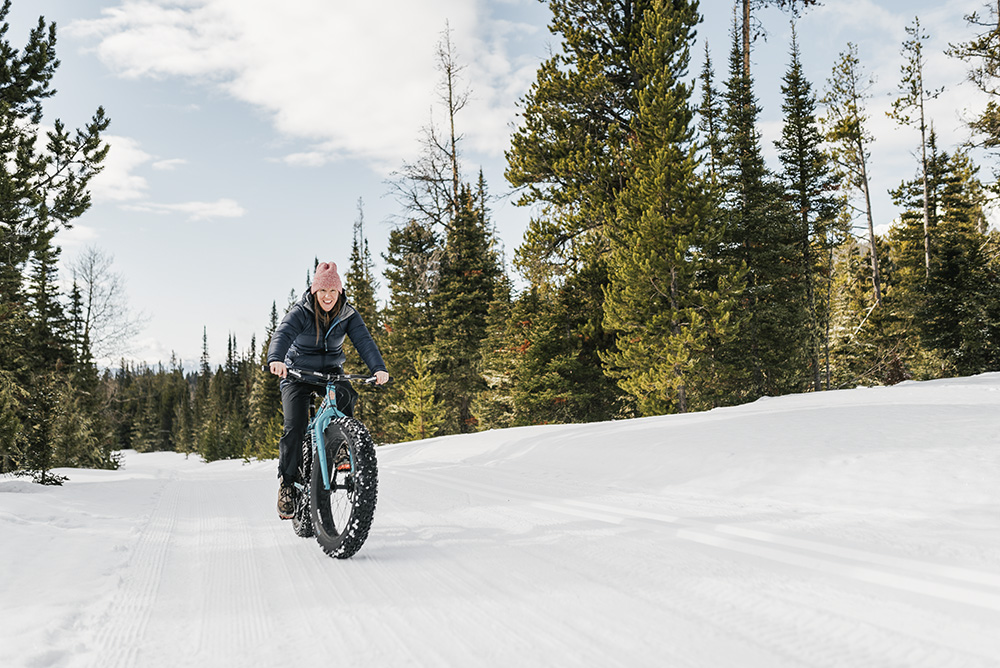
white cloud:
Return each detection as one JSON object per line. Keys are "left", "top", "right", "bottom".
{"left": 281, "top": 150, "right": 334, "bottom": 168}
{"left": 123, "top": 197, "right": 247, "bottom": 220}
{"left": 152, "top": 158, "right": 188, "bottom": 170}
{"left": 89, "top": 134, "right": 153, "bottom": 202}
{"left": 53, "top": 224, "right": 100, "bottom": 250}
{"left": 67, "top": 0, "right": 542, "bottom": 170}
{"left": 84, "top": 135, "right": 239, "bottom": 220}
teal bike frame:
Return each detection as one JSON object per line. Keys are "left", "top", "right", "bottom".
{"left": 285, "top": 368, "right": 375, "bottom": 492}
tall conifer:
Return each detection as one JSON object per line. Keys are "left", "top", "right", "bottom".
{"left": 345, "top": 199, "right": 389, "bottom": 440}
{"left": 505, "top": 0, "right": 644, "bottom": 422}
{"left": 381, "top": 220, "right": 441, "bottom": 441}
{"left": 719, "top": 17, "right": 808, "bottom": 399}
{"left": 775, "top": 27, "right": 843, "bottom": 391}
{"left": 431, "top": 183, "right": 502, "bottom": 432}
{"left": 604, "top": 0, "right": 743, "bottom": 415}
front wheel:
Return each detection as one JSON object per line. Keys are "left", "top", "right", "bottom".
{"left": 310, "top": 417, "right": 378, "bottom": 558}
{"left": 291, "top": 432, "right": 314, "bottom": 538}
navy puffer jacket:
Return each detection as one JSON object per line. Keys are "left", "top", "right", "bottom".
{"left": 267, "top": 293, "right": 386, "bottom": 377}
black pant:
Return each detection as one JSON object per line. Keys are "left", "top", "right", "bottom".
{"left": 277, "top": 380, "right": 357, "bottom": 482}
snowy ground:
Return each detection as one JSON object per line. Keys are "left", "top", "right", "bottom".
{"left": 3, "top": 374, "right": 1000, "bottom": 667}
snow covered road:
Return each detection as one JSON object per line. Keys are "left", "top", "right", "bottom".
{"left": 3, "top": 375, "right": 1000, "bottom": 667}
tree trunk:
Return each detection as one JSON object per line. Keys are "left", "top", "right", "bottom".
{"left": 742, "top": 0, "right": 751, "bottom": 78}
{"left": 859, "top": 151, "right": 883, "bottom": 305}
{"left": 920, "top": 103, "right": 931, "bottom": 278}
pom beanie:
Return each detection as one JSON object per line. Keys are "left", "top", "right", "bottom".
{"left": 311, "top": 262, "right": 343, "bottom": 294}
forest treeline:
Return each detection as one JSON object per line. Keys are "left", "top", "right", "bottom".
{"left": 6, "top": 0, "right": 1000, "bottom": 481}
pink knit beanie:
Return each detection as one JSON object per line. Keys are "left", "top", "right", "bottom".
{"left": 311, "top": 262, "right": 343, "bottom": 294}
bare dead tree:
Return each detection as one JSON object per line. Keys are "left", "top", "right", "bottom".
{"left": 69, "top": 246, "right": 148, "bottom": 361}
{"left": 389, "top": 22, "right": 470, "bottom": 232}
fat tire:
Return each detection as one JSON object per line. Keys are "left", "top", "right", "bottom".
{"left": 292, "top": 432, "right": 314, "bottom": 538}
{"left": 310, "top": 416, "right": 378, "bottom": 559}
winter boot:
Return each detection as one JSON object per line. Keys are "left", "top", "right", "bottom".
{"left": 277, "top": 478, "right": 295, "bottom": 519}
{"left": 334, "top": 443, "right": 352, "bottom": 472}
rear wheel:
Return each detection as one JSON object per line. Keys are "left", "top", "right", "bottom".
{"left": 310, "top": 416, "right": 378, "bottom": 558}
{"left": 292, "top": 432, "right": 314, "bottom": 538}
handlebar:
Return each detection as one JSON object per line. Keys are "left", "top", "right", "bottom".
{"left": 261, "top": 365, "right": 384, "bottom": 386}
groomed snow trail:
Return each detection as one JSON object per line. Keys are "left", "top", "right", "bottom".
{"left": 3, "top": 374, "right": 1000, "bottom": 667}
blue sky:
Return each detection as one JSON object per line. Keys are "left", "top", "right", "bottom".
{"left": 6, "top": 0, "right": 993, "bottom": 369}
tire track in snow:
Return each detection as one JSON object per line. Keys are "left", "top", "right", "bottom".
{"left": 408, "top": 469, "right": 1000, "bottom": 614}
{"left": 286, "top": 473, "right": 565, "bottom": 666}
{"left": 370, "top": 469, "right": 752, "bottom": 667}
{"left": 671, "top": 569, "right": 998, "bottom": 668}
{"left": 86, "top": 475, "right": 179, "bottom": 668}
{"left": 191, "top": 478, "right": 272, "bottom": 661}
{"left": 360, "top": 525, "right": 635, "bottom": 666}
{"left": 403, "top": 469, "right": 1000, "bottom": 667}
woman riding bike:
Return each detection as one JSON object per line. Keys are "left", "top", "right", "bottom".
{"left": 267, "top": 261, "right": 389, "bottom": 519}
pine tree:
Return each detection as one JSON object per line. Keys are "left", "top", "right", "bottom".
{"left": 823, "top": 43, "right": 883, "bottom": 306}
{"left": 775, "top": 26, "right": 844, "bottom": 391}
{"left": 718, "top": 17, "right": 808, "bottom": 399}
{"left": 946, "top": 2, "right": 1000, "bottom": 183}
{"left": 473, "top": 274, "right": 516, "bottom": 430}
{"left": 169, "top": 355, "right": 195, "bottom": 454}
{"left": 0, "top": 1, "right": 110, "bottom": 478}
{"left": 245, "top": 305, "right": 281, "bottom": 459}
{"left": 889, "top": 17, "right": 942, "bottom": 279}
{"left": 19, "top": 235, "right": 74, "bottom": 481}
{"left": 505, "top": 0, "right": 646, "bottom": 423}
{"left": 1, "top": 1, "right": 109, "bottom": 394}
{"left": 505, "top": 263, "right": 624, "bottom": 426}
{"left": 0, "top": 371, "right": 25, "bottom": 473}
{"left": 506, "top": 0, "right": 646, "bottom": 247}
{"left": 604, "top": 0, "right": 744, "bottom": 416}
{"left": 431, "top": 183, "right": 503, "bottom": 432}
{"left": 344, "top": 199, "right": 389, "bottom": 439}
{"left": 192, "top": 328, "right": 213, "bottom": 455}
{"left": 891, "top": 146, "right": 1000, "bottom": 375}
{"left": 381, "top": 220, "right": 441, "bottom": 441}
{"left": 398, "top": 352, "right": 447, "bottom": 441}
{"left": 698, "top": 43, "right": 724, "bottom": 186}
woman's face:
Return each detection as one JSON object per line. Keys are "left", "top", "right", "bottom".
{"left": 315, "top": 288, "right": 339, "bottom": 312}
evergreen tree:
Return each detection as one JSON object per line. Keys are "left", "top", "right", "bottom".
{"left": 398, "top": 352, "right": 446, "bottom": 441}
{"left": 505, "top": 263, "right": 624, "bottom": 425}
{"left": 775, "top": 26, "right": 844, "bottom": 391}
{"left": 0, "top": 371, "right": 25, "bottom": 473}
{"left": 19, "top": 235, "right": 74, "bottom": 481}
{"left": 823, "top": 43, "right": 883, "bottom": 306}
{"left": 1, "top": 1, "right": 109, "bottom": 394}
{"left": 505, "top": 0, "right": 644, "bottom": 423}
{"left": 698, "top": 43, "right": 724, "bottom": 186}
{"left": 381, "top": 220, "right": 441, "bottom": 441}
{"left": 947, "top": 2, "right": 1000, "bottom": 183}
{"left": 0, "top": 0, "right": 110, "bottom": 479}
{"left": 890, "top": 145, "right": 1000, "bottom": 375}
{"left": 889, "top": 17, "right": 942, "bottom": 279}
{"left": 604, "top": 0, "right": 744, "bottom": 416}
{"left": 473, "top": 274, "right": 516, "bottom": 430}
{"left": 344, "top": 199, "right": 389, "bottom": 440}
{"left": 506, "top": 0, "right": 646, "bottom": 248}
{"left": 718, "top": 17, "right": 808, "bottom": 399}
{"left": 168, "top": 355, "right": 194, "bottom": 454}
{"left": 245, "top": 305, "right": 281, "bottom": 459}
{"left": 431, "top": 183, "right": 503, "bottom": 432}
{"left": 24, "top": 235, "right": 73, "bottom": 371}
